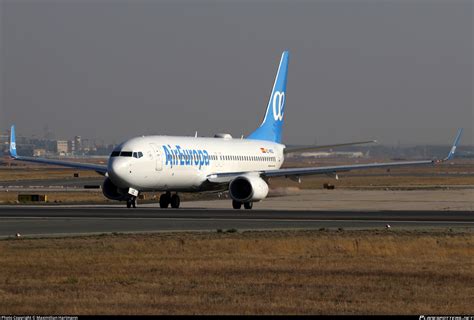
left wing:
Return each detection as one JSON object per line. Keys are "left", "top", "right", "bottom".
{"left": 9, "top": 125, "right": 108, "bottom": 175}
{"left": 207, "top": 129, "right": 463, "bottom": 183}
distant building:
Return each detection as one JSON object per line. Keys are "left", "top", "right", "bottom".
{"left": 68, "top": 140, "right": 75, "bottom": 154}
{"left": 56, "top": 140, "right": 68, "bottom": 155}
{"left": 0, "top": 133, "right": 9, "bottom": 155}
{"left": 74, "top": 136, "right": 82, "bottom": 153}
{"left": 33, "top": 148, "right": 46, "bottom": 157}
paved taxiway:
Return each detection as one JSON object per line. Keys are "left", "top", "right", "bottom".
{"left": 0, "top": 206, "right": 472, "bottom": 238}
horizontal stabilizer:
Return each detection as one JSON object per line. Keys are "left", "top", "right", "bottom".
{"left": 284, "top": 140, "right": 377, "bottom": 154}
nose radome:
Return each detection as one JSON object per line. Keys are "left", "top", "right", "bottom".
{"left": 108, "top": 158, "right": 130, "bottom": 188}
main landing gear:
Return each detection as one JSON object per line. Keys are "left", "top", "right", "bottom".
{"left": 232, "top": 200, "right": 253, "bottom": 210}
{"left": 126, "top": 197, "right": 137, "bottom": 208}
{"left": 159, "top": 192, "right": 181, "bottom": 209}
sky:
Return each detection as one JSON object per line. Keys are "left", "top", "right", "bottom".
{"left": 1, "top": 0, "right": 472, "bottom": 146}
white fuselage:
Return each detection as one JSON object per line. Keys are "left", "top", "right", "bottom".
{"left": 107, "top": 135, "right": 285, "bottom": 192}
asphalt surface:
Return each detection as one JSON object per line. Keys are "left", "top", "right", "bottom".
{"left": 0, "top": 206, "right": 472, "bottom": 238}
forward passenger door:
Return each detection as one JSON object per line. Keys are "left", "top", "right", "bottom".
{"left": 149, "top": 143, "right": 163, "bottom": 171}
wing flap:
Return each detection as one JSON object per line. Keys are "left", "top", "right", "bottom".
{"left": 206, "top": 160, "right": 434, "bottom": 183}
{"left": 262, "top": 160, "right": 434, "bottom": 178}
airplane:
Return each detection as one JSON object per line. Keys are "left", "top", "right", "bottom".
{"left": 8, "top": 51, "right": 463, "bottom": 209}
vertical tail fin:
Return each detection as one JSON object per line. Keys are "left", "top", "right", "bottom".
{"left": 247, "top": 51, "right": 289, "bottom": 143}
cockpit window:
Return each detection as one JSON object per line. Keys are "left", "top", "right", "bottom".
{"left": 112, "top": 150, "right": 143, "bottom": 158}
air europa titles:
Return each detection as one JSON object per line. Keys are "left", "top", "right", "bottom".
{"left": 162, "top": 145, "right": 210, "bottom": 169}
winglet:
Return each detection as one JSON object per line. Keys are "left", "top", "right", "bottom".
{"left": 9, "top": 125, "right": 18, "bottom": 158}
{"left": 443, "top": 128, "right": 463, "bottom": 161}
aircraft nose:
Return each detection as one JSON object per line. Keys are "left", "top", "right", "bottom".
{"left": 108, "top": 158, "right": 130, "bottom": 187}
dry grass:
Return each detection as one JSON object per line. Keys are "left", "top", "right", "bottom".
{"left": 0, "top": 191, "right": 107, "bottom": 204}
{"left": 274, "top": 160, "right": 474, "bottom": 189}
{"left": 270, "top": 174, "right": 474, "bottom": 190}
{"left": 0, "top": 167, "right": 101, "bottom": 182}
{"left": 0, "top": 230, "right": 472, "bottom": 314}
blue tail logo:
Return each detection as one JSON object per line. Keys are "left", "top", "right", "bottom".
{"left": 272, "top": 91, "right": 285, "bottom": 121}
{"left": 10, "top": 125, "right": 17, "bottom": 158}
{"left": 247, "top": 51, "right": 289, "bottom": 143}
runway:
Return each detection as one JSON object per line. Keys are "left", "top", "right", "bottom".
{"left": 0, "top": 206, "right": 472, "bottom": 238}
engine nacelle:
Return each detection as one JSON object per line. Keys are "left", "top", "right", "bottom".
{"left": 229, "top": 175, "right": 269, "bottom": 202}
{"left": 102, "top": 178, "right": 129, "bottom": 201}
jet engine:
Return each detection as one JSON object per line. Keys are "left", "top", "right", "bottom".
{"left": 229, "top": 175, "right": 268, "bottom": 202}
{"left": 102, "top": 178, "right": 129, "bottom": 201}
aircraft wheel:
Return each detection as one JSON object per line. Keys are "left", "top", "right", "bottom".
{"left": 232, "top": 200, "right": 242, "bottom": 209}
{"left": 244, "top": 202, "right": 253, "bottom": 210}
{"left": 159, "top": 193, "right": 170, "bottom": 208}
{"left": 132, "top": 197, "right": 137, "bottom": 208}
{"left": 170, "top": 194, "right": 180, "bottom": 208}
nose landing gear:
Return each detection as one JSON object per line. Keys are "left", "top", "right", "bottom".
{"left": 159, "top": 192, "right": 180, "bottom": 208}
{"left": 126, "top": 197, "right": 137, "bottom": 208}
